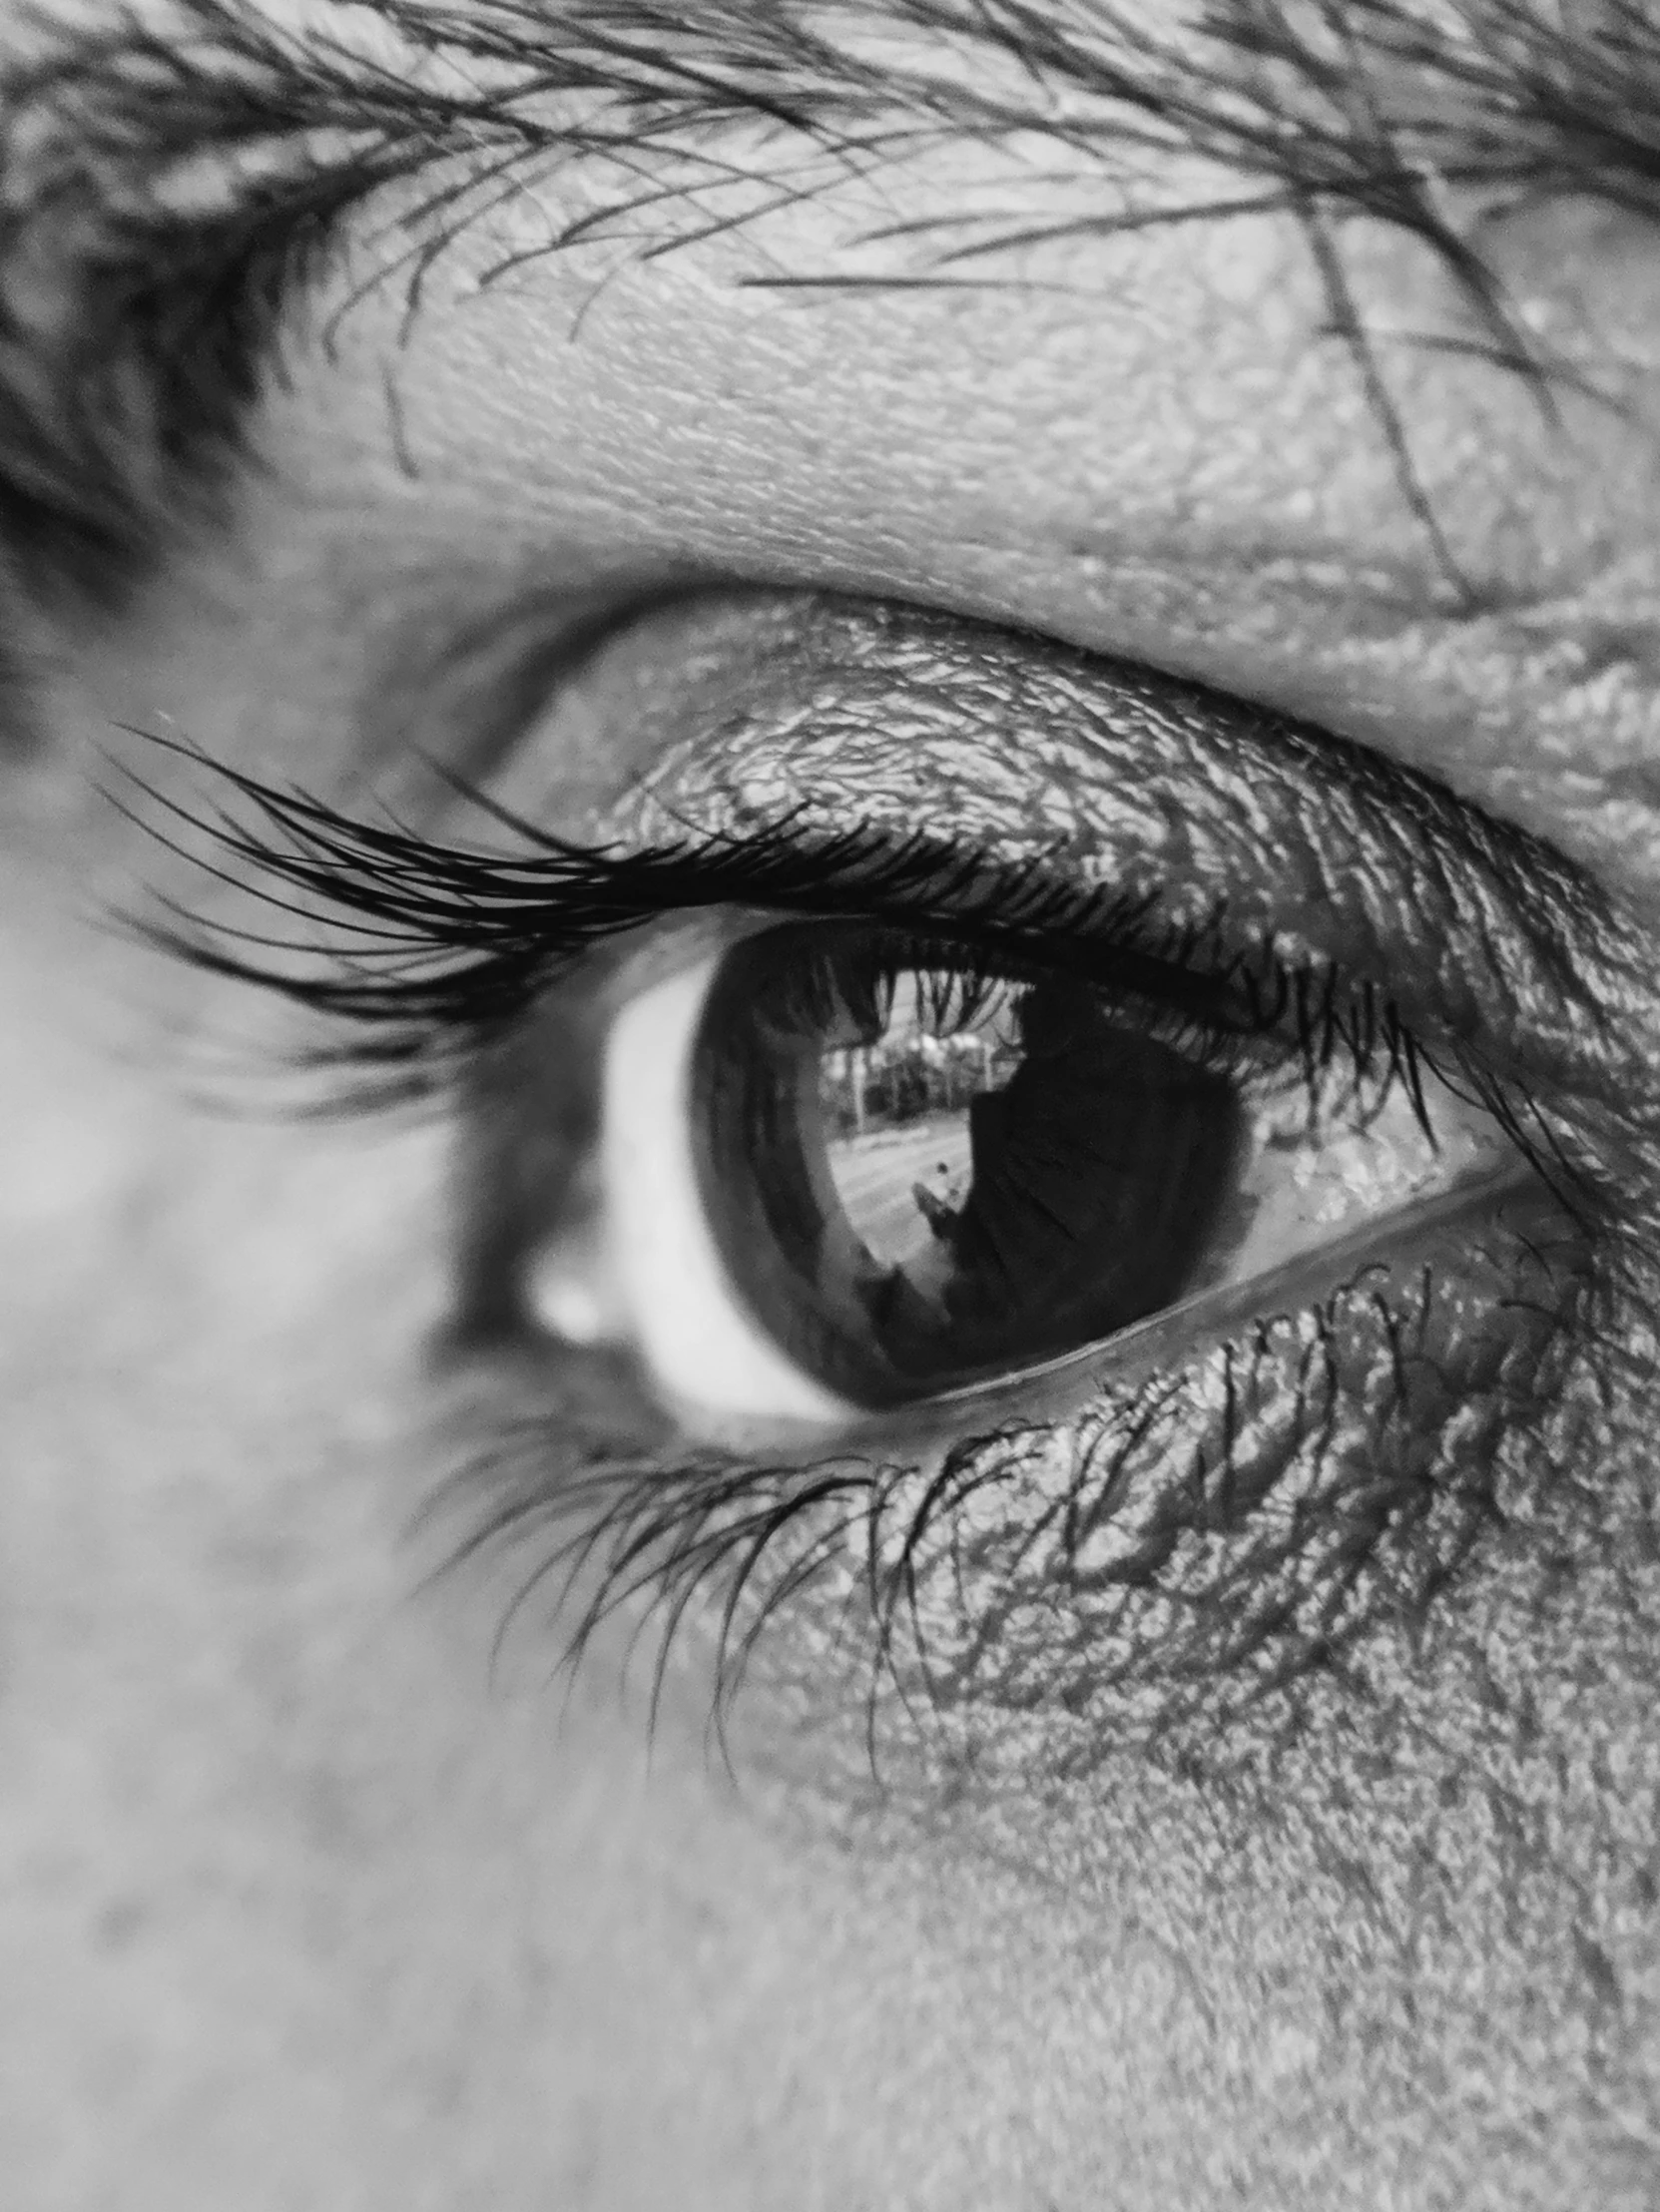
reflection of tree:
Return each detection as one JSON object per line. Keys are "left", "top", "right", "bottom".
{"left": 821, "top": 1030, "right": 1019, "bottom": 1135}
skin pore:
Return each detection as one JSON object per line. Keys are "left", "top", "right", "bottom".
{"left": 8, "top": 3, "right": 1660, "bottom": 2207}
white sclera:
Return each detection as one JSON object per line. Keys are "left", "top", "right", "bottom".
{"left": 585, "top": 950, "right": 850, "bottom": 1426}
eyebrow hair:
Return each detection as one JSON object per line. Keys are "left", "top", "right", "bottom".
{"left": 5, "top": 0, "right": 1660, "bottom": 608}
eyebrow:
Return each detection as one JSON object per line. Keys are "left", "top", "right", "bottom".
{"left": 5, "top": 0, "right": 1660, "bottom": 608}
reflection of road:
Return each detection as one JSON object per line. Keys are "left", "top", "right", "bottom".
{"left": 828, "top": 1114, "right": 973, "bottom": 1266}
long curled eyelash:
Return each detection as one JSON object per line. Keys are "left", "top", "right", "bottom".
{"left": 122, "top": 739, "right": 1439, "bottom": 1133}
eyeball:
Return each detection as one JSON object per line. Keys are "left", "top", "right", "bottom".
{"left": 527, "top": 920, "right": 1517, "bottom": 1440}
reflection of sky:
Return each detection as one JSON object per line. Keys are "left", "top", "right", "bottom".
{"left": 819, "top": 973, "right": 1022, "bottom": 1126}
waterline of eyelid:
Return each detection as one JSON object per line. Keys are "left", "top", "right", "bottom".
{"left": 905, "top": 1156, "right": 1547, "bottom": 1424}
{"left": 631, "top": 1155, "right": 1551, "bottom": 1461}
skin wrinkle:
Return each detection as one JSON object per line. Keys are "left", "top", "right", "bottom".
{"left": 10, "top": 2, "right": 1660, "bottom": 599}
{"left": 13, "top": 4, "right": 1660, "bottom": 2210}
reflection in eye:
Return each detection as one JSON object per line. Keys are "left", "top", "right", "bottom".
{"left": 585, "top": 919, "right": 1516, "bottom": 1432}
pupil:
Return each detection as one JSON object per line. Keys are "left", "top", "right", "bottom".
{"left": 694, "top": 927, "right": 1246, "bottom": 1406}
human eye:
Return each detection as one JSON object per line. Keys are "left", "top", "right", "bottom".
{"left": 593, "top": 895, "right": 1515, "bottom": 1434}
{"left": 134, "top": 589, "right": 1623, "bottom": 1751}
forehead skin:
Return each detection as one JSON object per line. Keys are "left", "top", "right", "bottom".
{"left": 5, "top": 4, "right": 1660, "bottom": 2211}
{"left": 111, "top": 9, "right": 1660, "bottom": 889}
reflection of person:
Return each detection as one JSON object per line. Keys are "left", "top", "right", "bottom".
{"left": 6, "top": 6, "right": 1660, "bottom": 2209}
{"left": 911, "top": 1177, "right": 960, "bottom": 1240}
{"left": 942, "top": 982, "right": 1237, "bottom": 1355}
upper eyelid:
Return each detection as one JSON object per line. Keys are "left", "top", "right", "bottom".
{"left": 128, "top": 588, "right": 1633, "bottom": 1140}
{"left": 591, "top": 598, "right": 1631, "bottom": 1108}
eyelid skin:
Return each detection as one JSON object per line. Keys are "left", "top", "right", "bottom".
{"left": 130, "top": 582, "right": 1650, "bottom": 1333}
{"left": 124, "top": 584, "right": 1654, "bottom": 1315}
{"left": 123, "top": 585, "right": 1643, "bottom": 1173}
{"left": 577, "top": 594, "right": 1645, "bottom": 1151}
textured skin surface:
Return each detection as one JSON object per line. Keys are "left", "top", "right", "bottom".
{"left": 456, "top": 600, "right": 1660, "bottom": 2204}
{"left": 9, "top": 6, "right": 1660, "bottom": 2209}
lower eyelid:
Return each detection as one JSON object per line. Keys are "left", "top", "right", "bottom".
{"left": 423, "top": 1109, "right": 1618, "bottom": 1775}
{"left": 434, "top": 1171, "right": 1596, "bottom": 1757}
{"left": 727, "top": 1197, "right": 1596, "bottom": 1755}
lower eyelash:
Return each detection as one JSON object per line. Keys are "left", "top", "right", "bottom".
{"left": 424, "top": 1196, "right": 1598, "bottom": 1771}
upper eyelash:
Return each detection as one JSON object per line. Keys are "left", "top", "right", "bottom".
{"left": 121, "top": 739, "right": 1437, "bottom": 1121}
{"left": 121, "top": 736, "right": 1633, "bottom": 1264}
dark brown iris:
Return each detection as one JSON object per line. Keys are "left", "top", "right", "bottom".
{"left": 693, "top": 926, "right": 1245, "bottom": 1406}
